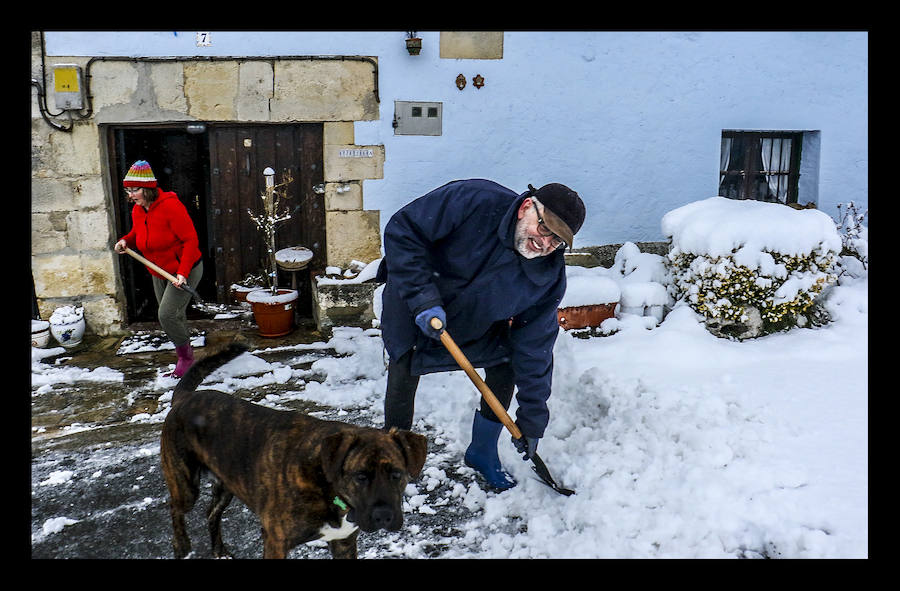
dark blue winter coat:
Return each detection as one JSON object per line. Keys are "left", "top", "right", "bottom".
{"left": 376, "top": 179, "right": 566, "bottom": 438}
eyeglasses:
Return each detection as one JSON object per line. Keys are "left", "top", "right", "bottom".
{"left": 533, "top": 203, "right": 566, "bottom": 250}
{"left": 124, "top": 187, "right": 142, "bottom": 195}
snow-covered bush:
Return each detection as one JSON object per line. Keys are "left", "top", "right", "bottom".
{"left": 834, "top": 201, "right": 868, "bottom": 283}
{"left": 662, "top": 197, "right": 842, "bottom": 338}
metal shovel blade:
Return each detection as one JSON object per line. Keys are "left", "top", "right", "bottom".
{"left": 430, "top": 317, "right": 576, "bottom": 497}
{"left": 529, "top": 451, "right": 575, "bottom": 496}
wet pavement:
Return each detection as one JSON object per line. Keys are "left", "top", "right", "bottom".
{"left": 30, "top": 317, "right": 488, "bottom": 559}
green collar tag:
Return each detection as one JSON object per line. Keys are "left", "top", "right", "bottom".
{"left": 333, "top": 496, "right": 348, "bottom": 511}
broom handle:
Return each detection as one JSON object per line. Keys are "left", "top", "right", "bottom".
{"left": 430, "top": 317, "right": 523, "bottom": 440}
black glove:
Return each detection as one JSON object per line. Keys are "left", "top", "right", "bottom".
{"left": 414, "top": 306, "right": 446, "bottom": 340}
{"left": 512, "top": 432, "right": 540, "bottom": 460}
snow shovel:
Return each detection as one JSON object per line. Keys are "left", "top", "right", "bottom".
{"left": 122, "top": 246, "right": 204, "bottom": 304}
{"left": 429, "top": 317, "right": 575, "bottom": 496}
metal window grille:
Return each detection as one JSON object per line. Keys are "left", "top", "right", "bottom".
{"left": 719, "top": 131, "right": 802, "bottom": 204}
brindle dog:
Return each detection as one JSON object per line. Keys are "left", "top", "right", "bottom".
{"left": 160, "top": 343, "right": 427, "bottom": 559}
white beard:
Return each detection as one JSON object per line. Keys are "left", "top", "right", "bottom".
{"left": 513, "top": 219, "right": 544, "bottom": 259}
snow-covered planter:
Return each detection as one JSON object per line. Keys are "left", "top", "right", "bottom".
{"left": 313, "top": 259, "right": 382, "bottom": 333}
{"left": 49, "top": 305, "right": 86, "bottom": 348}
{"left": 247, "top": 288, "right": 299, "bottom": 337}
{"left": 557, "top": 272, "right": 620, "bottom": 331}
{"left": 662, "top": 197, "right": 841, "bottom": 339}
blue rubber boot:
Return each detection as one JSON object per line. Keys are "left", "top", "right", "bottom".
{"left": 464, "top": 411, "right": 517, "bottom": 491}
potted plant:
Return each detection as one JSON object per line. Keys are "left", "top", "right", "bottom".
{"left": 230, "top": 272, "right": 266, "bottom": 304}
{"left": 405, "top": 31, "right": 422, "bottom": 55}
{"left": 246, "top": 168, "right": 299, "bottom": 337}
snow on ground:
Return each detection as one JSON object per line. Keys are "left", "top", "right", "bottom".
{"left": 31, "top": 198, "right": 868, "bottom": 558}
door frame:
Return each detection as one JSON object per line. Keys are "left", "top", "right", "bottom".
{"left": 105, "top": 122, "right": 215, "bottom": 322}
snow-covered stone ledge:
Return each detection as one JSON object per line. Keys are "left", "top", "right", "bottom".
{"left": 312, "top": 259, "right": 382, "bottom": 334}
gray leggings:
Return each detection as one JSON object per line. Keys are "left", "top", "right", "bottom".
{"left": 151, "top": 261, "right": 203, "bottom": 347}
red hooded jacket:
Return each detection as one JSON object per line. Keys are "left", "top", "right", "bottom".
{"left": 119, "top": 190, "right": 202, "bottom": 280}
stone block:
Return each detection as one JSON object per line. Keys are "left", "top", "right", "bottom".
{"left": 184, "top": 61, "right": 238, "bottom": 120}
{"left": 72, "top": 176, "right": 106, "bottom": 209}
{"left": 440, "top": 32, "right": 504, "bottom": 59}
{"left": 33, "top": 252, "right": 117, "bottom": 298}
{"left": 69, "top": 210, "right": 113, "bottom": 251}
{"left": 82, "top": 296, "right": 126, "bottom": 336}
{"left": 325, "top": 210, "right": 381, "bottom": 268}
{"left": 31, "top": 177, "right": 76, "bottom": 212}
{"left": 312, "top": 279, "right": 380, "bottom": 334}
{"left": 324, "top": 144, "right": 384, "bottom": 182}
{"left": 82, "top": 59, "right": 139, "bottom": 112}
{"left": 324, "top": 121, "right": 355, "bottom": 145}
{"left": 31, "top": 213, "right": 68, "bottom": 253}
{"left": 237, "top": 61, "right": 274, "bottom": 121}
{"left": 33, "top": 254, "right": 84, "bottom": 298}
{"left": 325, "top": 182, "right": 363, "bottom": 210}
{"left": 150, "top": 61, "right": 188, "bottom": 114}
{"left": 270, "top": 60, "right": 378, "bottom": 122}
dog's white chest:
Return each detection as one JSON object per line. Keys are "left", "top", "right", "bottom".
{"left": 317, "top": 514, "right": 359, "bottom": 541}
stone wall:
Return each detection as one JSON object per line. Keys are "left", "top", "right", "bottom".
{"left": 565, "top": 241, "right": 671, "bottom": 268}
{"left": 31, "top": 32, "right": 383, "bottom": 335}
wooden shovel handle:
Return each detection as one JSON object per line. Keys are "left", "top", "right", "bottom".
{"left": 122, "top": 247, "right": 201, "bottom": 301}
{"left": 430, "top": 317, "right": 523, "bottom": 440}
{"left": 123, "top": 247, "right": 179, "bottom": 283}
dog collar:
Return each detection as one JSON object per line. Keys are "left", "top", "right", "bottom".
{"left": 332, "top": 496, "right": 349, "bottom": 512}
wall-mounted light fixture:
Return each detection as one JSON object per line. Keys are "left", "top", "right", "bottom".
{"left": 186, "top": 122, "right": 207, "bottom": 134}
{"left": 406, "top": 31, "right": 422, "bottom": 56}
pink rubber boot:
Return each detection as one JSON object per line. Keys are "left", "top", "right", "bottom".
{"left": 172, "top": 343, "right": 195, "bottom": 378}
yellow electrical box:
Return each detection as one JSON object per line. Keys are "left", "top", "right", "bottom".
{"left": 53, "top": 64, "right": 84, "bottom": 110}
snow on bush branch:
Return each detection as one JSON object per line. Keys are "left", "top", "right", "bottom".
{"left": 834, "top": 201, "right": 868, "bottom": 276}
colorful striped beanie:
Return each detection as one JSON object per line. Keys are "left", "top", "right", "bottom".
{"left": 123, "top": 160, "right": 158, "bottom": 188}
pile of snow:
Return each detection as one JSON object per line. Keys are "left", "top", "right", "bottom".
{"left": 316, "top": 258, "right": 382, "bottom": 286}
{"left": 31, "top": 346, "right": 123, "bottom": 392}
{"left": 49, "top": 305, "right": 83, "bottom": 326}
{"left": 274, "top": 246, "right": 313, "bottom": 267}
{"left": 561, "top": 241, "right": 672, "bottom": 331}
{"left": 661, "top": 196, "right": 842, "bottom": 259}
{"left": 246, "top": 289, "right": 299, "bottom": 304}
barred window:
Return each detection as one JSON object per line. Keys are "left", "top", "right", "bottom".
{"left": 719, "top": 131, "right": 802, "bottom": 204}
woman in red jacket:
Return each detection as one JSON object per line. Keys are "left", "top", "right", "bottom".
{"left": 114, "top": 160, "right": 203, "bottom": 377}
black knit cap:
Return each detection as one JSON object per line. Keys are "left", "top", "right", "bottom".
{"left": 527, "top": 183, "right": 586, "bottom": 248}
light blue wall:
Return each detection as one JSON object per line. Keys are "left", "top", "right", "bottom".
{"left": 45, "top": 31, "right": 868, "bottom": 246}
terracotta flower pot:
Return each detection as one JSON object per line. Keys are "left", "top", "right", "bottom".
{"left": 231, "top": 284, "right": 262, "bottom": 304}
{"left": 247, "top": 289, "right": 298, "bottom": 337}
{"left": 557, "top": 303, "right": 617, "bottom": 331}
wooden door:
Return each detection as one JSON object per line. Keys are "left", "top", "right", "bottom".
{"left": 208, "top": 124, "right": 325, "bottom": 316}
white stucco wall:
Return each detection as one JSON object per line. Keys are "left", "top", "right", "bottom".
{"left": 44, "top": 31, "right": 867, "bottom": 246}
